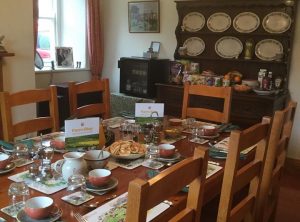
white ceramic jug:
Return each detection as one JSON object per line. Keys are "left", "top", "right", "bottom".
{"left": 54, "top": 152, "right": 88, "bottom": 181}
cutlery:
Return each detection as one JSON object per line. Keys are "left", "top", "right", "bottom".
{"left": 74, "top": 213, "right": 88, "bottom": 222}
{"left": 83, "top": 194, "right": 117, "bottom": 208}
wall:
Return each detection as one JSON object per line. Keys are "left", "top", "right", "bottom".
{"left": 0, "top": 0, "right": 36, "bottom": 124}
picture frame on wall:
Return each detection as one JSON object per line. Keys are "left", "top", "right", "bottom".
{"left": 55, "top": 47, "right": 74, "bottom": 68}
{"left": 128, "top": 0, "right": 160, "bottom": 33}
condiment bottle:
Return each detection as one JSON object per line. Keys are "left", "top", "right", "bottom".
{"left": 258, "top": 69, "right": 267, "bottom": 89}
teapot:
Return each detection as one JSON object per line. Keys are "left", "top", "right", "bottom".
{"left": 53, "top": 152, "right": 88, "bottom": 181}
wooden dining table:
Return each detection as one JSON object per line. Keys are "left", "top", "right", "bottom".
{"left": 0, "top": 121, "right": 248, "bottom": 222}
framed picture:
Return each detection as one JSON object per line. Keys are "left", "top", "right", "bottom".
{"left": 128, "top": 1, "right": 160, "bottom": 33}
{"left": 150, "top": 41, "right": 160, "bottom": 53}
{"left": 55, "top": 47, "right": 74, "bottom": 68}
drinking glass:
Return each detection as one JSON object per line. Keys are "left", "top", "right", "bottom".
{"left": 67, "top": 174, "right": 87, "bottom": 201}
{"left": 185, "top": 118, "right": 196, "bottom": 132}
{"left": 120, "top": 122, "right": 133, "bottom": 141}
{"left": 8, "top": 182, "right": 29, "bottom": 215}
{"left": 132, "top": 123, "right": 141, "bottom": 142}
{"left": 142, "top": 126, "right": 153, "bottom": 145}
{"left": 13, "top": 143, "right": 29, "bottom": 166}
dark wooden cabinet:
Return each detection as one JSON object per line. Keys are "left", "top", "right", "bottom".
{"left": 156, "top": 83, "right": 288, "bottom": 128}
{"left": 118, "top": 57, "right": 169, "bottom": 98}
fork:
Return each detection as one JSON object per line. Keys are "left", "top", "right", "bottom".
{"left": 74, "top": 213, "right": 88, "bottom": 222}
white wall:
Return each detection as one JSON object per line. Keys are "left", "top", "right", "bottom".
{"left": 0, "top": 0, "right": 36, "bottom": 123}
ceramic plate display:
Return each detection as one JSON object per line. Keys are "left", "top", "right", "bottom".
{"left": 16, "top": 206, "right": 62, "bottom": 222}
{"left": 86, "top": 177, "right": 118, "bottom": 192}
{"left": 207, "top": 12, "right": 231, "bottom": 32}
{"left": 215, "top": 36, "right": 243, "bottom": 58}
{"left": 183, "top": 37, "right": 205, "bottom": 56}
{"left": 233, "top": 12, "right": 260, "bottom": 33}
{"left": 182, "top": 12, "right": 205, "bottom": 32}
{"left": 0, "top": 162, "right": 16, "bottom": 174}
{"left": 255, "top": 39, "right": 283, "bottom": 61}
{"left": 263, "top": 12, "right": 291, "bottom": 33}
{"left": 253, "top": 88, "right": 276, "bottom": 96}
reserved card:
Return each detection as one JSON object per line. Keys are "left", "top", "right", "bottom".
{"left": 135, "top": 103, "right": 164, "bottom": 124}
{"left": 65, "top": 118, "right": 100, "bottom": 149}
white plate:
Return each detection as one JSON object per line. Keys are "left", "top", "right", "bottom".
{"left": 182, "top": 12, "right": 205, "bottom": 32}
{"left": 253, "top": 88, "right": 276, "bottom": 96}
{"left": 263, "top": 12, "right": 291, "bottom": 33}
{"left": 156, "top": 152, "right": 181, "bottom": 162}
{"left": 215, "top": 36, "right": 243, "bottom": 58}
{"left": 0, "top": 162, "right": 16, "bottom": 174}
{"left": 207, "top": 12, "right": 231, "bottom": 32}
{"left": 183, "top": 37, "right": 205, "bottom": 56}
{"left": 233, "top": 12, "right": 260, "bottom": 33}
{"left": 255, "top": 39, "right": 283, "bottom": 61}
{"left": 111, "top": 153, "right": 144, "bottom": 160}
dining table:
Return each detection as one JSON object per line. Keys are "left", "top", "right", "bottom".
{"left": 0, "top": 118, "right": 251, "bottom": 222}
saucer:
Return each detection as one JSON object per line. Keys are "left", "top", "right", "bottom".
{"left": 199, "top": 133, "right": 220, "bottom": 139}
{"left": 0, "top": 162, "right": 16, "bottom": 174}
{"left": 156, "top": 152, "right": 181, "bottom": 162}
{"left": 16, "top": 206, "right": 62, "bottom": 222}
{"left": 86, "top": 177, "right": 118, "bottom": 192}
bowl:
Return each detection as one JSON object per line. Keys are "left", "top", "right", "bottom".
{"left": 24, "top": 196, "right": 54, "bottom": 219}
{"left": 242, "top": 79, "right": 259, "bottom": 88}
{"left": 159, "top": 144, "right": 176, "bottom": 158}
{"left": 169, "top": 118, "right": 183, "bottom": 126}
{"left": 84, "top": 150, "right": 110, "bottom": 169}
{"left": 202, "top": 125, "right": 217, "bottom": 136}
{"left": 164, "top": 127, "right": 182, "bottom": 138}
{"left": 88, "top": 169, "right": 111, "bottom": 187}
{"left": 0, "top": 153, "right": 11, "bottom": 169}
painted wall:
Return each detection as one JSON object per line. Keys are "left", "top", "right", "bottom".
{"left": 0, "top": 0, "right": 36, "bottom": 124}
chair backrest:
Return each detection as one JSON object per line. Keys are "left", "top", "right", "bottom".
{"left": 217, "top": 117, "right": 271, "bottom": 222}
{"left": 181, "top": 84, "right": 232, "bottom": 123}
{"left": 126, "top": 147, "right": 208, "bottom": 222}
{"left": 0, "top": 86, "right": 59, "bottom": 141}
{"left": 256, "top": 101, "right": 297, "bottom": 222}
{"left": 68, "top": 79, "right": 110, "bottom": 119}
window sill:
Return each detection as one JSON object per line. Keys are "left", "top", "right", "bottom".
{"left": 35, "top": 68, "right": 90, "bottom": 74}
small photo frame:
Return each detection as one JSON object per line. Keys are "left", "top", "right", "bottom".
{"left": 128, "top": 1, "right": 160, "bottom": 33}
{"left": 55, "top": 47, "right": 74, "bottom": 68}
{"left": 150, "top": 41, "right": 160, "bottom": 53}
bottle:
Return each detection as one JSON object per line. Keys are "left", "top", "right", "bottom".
{"left": 258, "top": 69, "right": 267, "bottom": 89}
{"left": 262, "top": 72, "right": 271, "bottom": 91}
{"left": 268, "top": 71, "right": 273, "bottom": 90}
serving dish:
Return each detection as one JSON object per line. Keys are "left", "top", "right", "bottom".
{"left": 255, "top": 39, "right": 283, "bottom": 61}
{"left": 233, "top": 12, "right": 260, "bottom": 33}
{"left": 182, "top": 12, "right": 205, "bottom": 32}
{"left": 207, "top": 12, "right": 231, "bottom": 32}
{"left": 215, "top": 36, "right": 243, "bottom": 58}
{"left": 253, "top": 88, "right": 276, "bottom": 96}
{"left": 262, "top": 12, "right": 291, "bottom": 33}
{"left": 183, "top": 37, "right": 205, "bottom": 56}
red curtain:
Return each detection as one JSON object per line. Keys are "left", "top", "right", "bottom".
{"left": 87, "top": 0, "right": 104, "bottom": 80}
{"left": 33, "top": 0, "right": 39, "bottom": 55}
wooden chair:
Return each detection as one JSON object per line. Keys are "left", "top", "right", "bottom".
{"left": 126, "top": 147, "right": 208, "bottom": 222}
{"left": 0, "top": 86, "right": 59, "bottom": 141}
{"left": 181, "top": 83, "right": 232, "bottom": 123}
{"left": 256, "top": 101, "right": 297, "bottom": 222}
{"left": 68, "top": 79, "right": 110, "bottom": 119}
{"left": 216, "top": 117, "right": 271, "bottom": 222}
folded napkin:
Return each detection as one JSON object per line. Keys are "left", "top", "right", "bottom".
{"left": 0, "top": 139, "right": 34, "bottom": 151}
{"left": 209, "top": 144, "right": 246, "bottom": 160}
{"left": 218, "top": 123, "right": 240, "bottom": 133}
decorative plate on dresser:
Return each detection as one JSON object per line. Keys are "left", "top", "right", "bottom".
{"left": 215, "top": 36, "right": 243, "bottom": 58}
{"left": 182, "top": 12, "right": 205, "bottom": 32}
{"left": 233, "top": 12, "right": 260, "bottom": 33}
{"left": 207, "top": 12, "right": 231, "bottom": 32}
{"left": 183, "top": 37, "right": 205, "bottom": 56}
{"left": 255, "top": 39, "right": 283, "bottom": 61}
{"left": 262, "top": 12, "right": 291, "bottom": 33}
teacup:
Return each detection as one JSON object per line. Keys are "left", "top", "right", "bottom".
{"left": 89, "top": 169, "right": 111, "bottom": 187}
{"left": 201, "top": 125, "right": 217, "bottom": 136}
{"left": 159, "top": 144, "right": 176, "bottom": 158}
{"left": 0, "top": 153, "right": 12, "bottom": 170}
{"left": 24, "top": 196, "right": 54, "bottom": 219}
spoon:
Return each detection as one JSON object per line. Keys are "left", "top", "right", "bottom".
{"left": 83, "top": 194, "right": 117, "bottom": 208}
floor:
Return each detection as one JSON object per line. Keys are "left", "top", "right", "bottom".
{"left": 275, "top": 167, "right": 300, "bottom": 222}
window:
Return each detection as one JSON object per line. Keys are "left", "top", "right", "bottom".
{"left": 37, "top": 0, "right": 87, "bottom": 70}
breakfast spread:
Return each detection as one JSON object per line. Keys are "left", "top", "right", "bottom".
{"left": 107, "top": 140, "right": 146, "bottom": 156}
